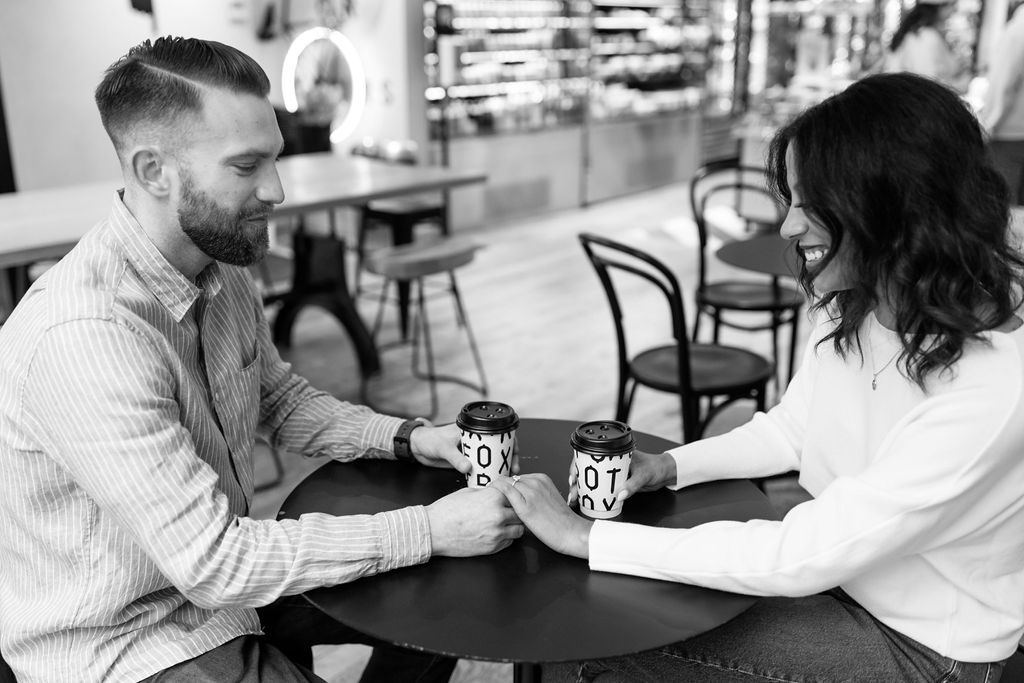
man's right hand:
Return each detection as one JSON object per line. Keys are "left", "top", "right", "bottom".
{"left": 426, "top": 486, "right": 524, "bottom": 557}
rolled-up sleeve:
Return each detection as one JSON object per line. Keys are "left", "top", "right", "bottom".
{"left": 23, "top": 318, "right": 429, "bottom": 609}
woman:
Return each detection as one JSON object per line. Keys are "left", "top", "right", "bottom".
{"left": 885, "top": 0, "right": 967, "bottom": 90}
{"left": 981, "top": 0, "right": 1024, "bottom": 204}
{"left": 492, "top": 73, "right": 1024, "bottom": 682}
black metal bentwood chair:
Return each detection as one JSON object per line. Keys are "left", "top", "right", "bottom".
{"left": 579, "top": 233, "right": 773, "bottom": 443}
{"left": 689, "top": 159, "right": 804, "bottom": 384}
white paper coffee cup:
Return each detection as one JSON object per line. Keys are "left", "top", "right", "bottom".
{"left": 570, "top": 420, "right": 635, "bottom": 519}
{"left": 456, "top": 401, "right": 519, "bottom": 488}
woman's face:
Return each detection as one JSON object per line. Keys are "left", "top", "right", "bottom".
{"left": 778, "top": 146, "right": 852, "bottom": 294}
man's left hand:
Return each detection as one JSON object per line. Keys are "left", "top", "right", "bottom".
{"left": 409, "top": 422, "right": 520, "bottom": 476}
{"left": 408, "top": 423, "right": 470, "bottom": 474}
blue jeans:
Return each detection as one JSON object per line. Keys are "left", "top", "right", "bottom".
{"left": 544, "top": 589, "right": 1006, "bottom": 682}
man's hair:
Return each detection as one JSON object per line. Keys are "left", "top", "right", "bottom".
{"left": 95, "top": 36, "right": 271, "bottom": 157}
{"left": 766, "top": 72, "right": 1024, "bottom": 388}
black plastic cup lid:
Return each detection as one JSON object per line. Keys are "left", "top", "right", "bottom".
{"left": 456, "top": 401, "right": 519, "bottom": 434}
{"left": 569, "top": 420, "right": 635, "bottom": 455}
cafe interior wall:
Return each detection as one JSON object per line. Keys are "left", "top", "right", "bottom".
{"left": 0, "top": 0, "right": 426, "bottom": 193}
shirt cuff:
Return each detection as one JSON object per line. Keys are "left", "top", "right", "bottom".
{"left": 588, "top": 518, "right": 681, "bottom": 580}
{"left": 589, "top": 519, "right": 645, "bottom": 572}
{"left": 358, "top": 413, "right": 408, "bottom": 459}
{"left": 377, "top": 505, "right": 432, "bottom": 572}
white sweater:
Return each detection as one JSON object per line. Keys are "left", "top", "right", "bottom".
{"left": 589, "top": 312, "right": 1024, "bottom": 662}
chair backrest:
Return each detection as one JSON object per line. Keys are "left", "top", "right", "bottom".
{"left": 578, "top": 232, "right": 695, "bottom": 390}
{"left": 688, "top": 160, "right": 786, "bottom": 286}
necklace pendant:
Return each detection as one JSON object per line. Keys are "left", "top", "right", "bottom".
{"left": 871, "top": 377, "right": 878, "bottom": 391}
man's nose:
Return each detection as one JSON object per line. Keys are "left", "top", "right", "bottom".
{"left": 258, "top": 168, "right": 285, "bottom": 205}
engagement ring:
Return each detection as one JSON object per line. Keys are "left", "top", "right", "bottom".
{"left": 511, "top": 475, "right": 521, "bottom": 487}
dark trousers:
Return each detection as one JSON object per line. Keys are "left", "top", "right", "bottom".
{"left": 144, "top": 596, "right": 457, "bottom": 682}
{"left": 258, "top": 594, "right": 458, "bottom": 683}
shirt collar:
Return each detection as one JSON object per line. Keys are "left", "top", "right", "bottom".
{"left": 106, "top": 190, "right": 224, "bottom": 322}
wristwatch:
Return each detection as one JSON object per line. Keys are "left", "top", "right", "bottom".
{"left": 393, "top": 418, "right": 426, "bottom": 463}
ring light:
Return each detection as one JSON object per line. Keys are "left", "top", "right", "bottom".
{"left": 282, "top": 26, "right": 367, "bottom": 145}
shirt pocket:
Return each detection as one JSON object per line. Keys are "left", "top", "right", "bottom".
{"left": 218, "top": 348, "right": 261, "bottom": 493}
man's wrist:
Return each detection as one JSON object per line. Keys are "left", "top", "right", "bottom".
{"left": 393, "top": 418, "right": 427, "bottom": 462}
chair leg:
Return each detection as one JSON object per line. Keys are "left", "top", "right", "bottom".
{"left": 770, "top": 310, "right": 781, "bottom": 394}
{"left": 615, "top": 374, "right": 631, "bottom": 423}
{"left": 682, "top": 395, "right": 702, "bottom": 443}
{"left": 409, "top": 278, "right": 440, "bottom": 421}
{"left": 355, "top": 210, "right": 371, "bottom": 296}
{"left": 617, "top": 381, "right": 639, "bottom": 424}
{"left": 370, "top": 277, "right": 391, "bottom": 341}
{"left": 786, "top": 308, "right": 801, "bottom": 385}
{"left": 363, "top": 271, "right": 487, "bottom": 420}
{"left": 448, "top": 274, "right": 488, "bottom": 395}
{"left": 449, "top": 272, "right": 466, "bottom": 327}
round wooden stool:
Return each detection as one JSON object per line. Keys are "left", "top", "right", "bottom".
{"left": 361, "top": 236, "right": 488, "bottom": 419}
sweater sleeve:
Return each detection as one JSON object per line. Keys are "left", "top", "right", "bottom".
{"left": 590, "top": 335, "right": 1023, "bottom": 597}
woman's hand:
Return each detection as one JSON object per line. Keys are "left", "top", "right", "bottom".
{"left": 567, "top": 449, "right": 676, "bottom": 507}
{"left": 408, "top": 423, "right": 520, "bottom": 476}
{"left": 489, "top": 474, "right": 592, "bottom": 559}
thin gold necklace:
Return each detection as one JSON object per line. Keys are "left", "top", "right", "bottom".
{"left": 868, "top": 341, "right": 900, "bottom": 391}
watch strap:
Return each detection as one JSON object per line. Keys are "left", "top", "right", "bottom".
{"left": 393, "top": 418, "right": 425, "bottom": 462}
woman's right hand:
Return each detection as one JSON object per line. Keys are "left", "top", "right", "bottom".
{"left": 567, "top": 449, "right": 677, "bottom": 507}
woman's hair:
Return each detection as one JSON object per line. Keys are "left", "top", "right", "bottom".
{"left": 766, "top": 72, "right": 1024, "bottom": 388}
{"left": 890, "top": 4, "right": 945, "bottom": 51}
{"left": 94, "top": 36, "right": 270, "bottom": 158}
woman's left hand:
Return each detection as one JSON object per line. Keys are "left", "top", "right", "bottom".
{"left": 489, "top": 473, "right": 592, "bottom": 559}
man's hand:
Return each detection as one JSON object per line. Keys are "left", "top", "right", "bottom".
{"left": 426, "top": 486, "right": 524, "bottom": 557}
{"left": 489, "top": 474, "right": 591, "bottom": 559}
{"left": 407, "top": 423, "right": 470, "bottom": 475}
{"left": 409, "top": 422, "right": 520, "bottom": 476}
{"left": 567, "top": 449, "right": 675, "bottom": 507}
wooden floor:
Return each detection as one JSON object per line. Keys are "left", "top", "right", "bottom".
{"left": 249, "top": 179, "right": 811, "bottom": 682}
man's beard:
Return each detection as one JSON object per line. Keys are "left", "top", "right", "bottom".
{"left": 178, "top": 170, "right": 271, "bottom": 267}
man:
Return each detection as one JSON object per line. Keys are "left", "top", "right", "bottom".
{"left": 0, "top": 36, "right": 523, "bottom": 682}
{"left": 981, "top": 0, "right": 1024, "bottom": 204}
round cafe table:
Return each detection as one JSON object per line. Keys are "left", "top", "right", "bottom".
{"left": 276, "top": 418, "right": 779, "bottom": 682}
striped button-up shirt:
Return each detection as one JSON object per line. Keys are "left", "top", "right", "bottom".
{"left": 0, "top": 192, "right": 430, "bottom": 682}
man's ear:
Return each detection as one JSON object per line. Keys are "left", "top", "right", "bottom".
{"left": 129, "top": 146, "right": 174, "bottom": 198}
